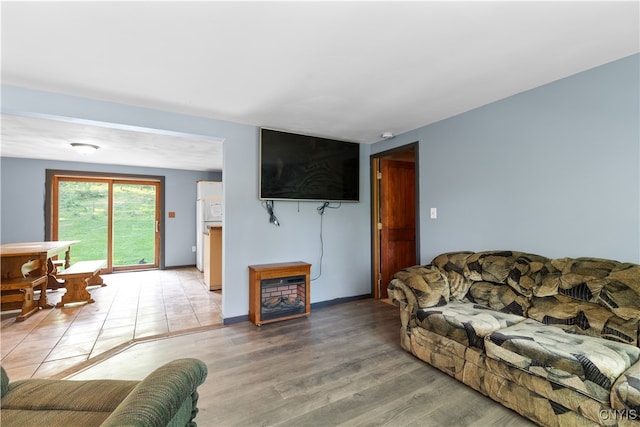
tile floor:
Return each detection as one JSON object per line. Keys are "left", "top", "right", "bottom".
{"left": 0, "top": 267, "right": 222, "bottom": 381}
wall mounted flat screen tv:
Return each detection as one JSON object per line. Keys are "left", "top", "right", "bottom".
{"left": 260, "top": 128, "right": 360, "bottom": 202}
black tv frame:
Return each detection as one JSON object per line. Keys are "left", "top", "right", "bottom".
{"left": 259, "top": 128, "right": 360, "bottom": 202}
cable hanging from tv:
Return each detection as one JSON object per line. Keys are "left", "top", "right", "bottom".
{"left": 263, "top": 200, "right": 280, "bottom": 226}
{"left": 311, "top": 202, "right": 341, "bottom": 281}
{"left": 316, "top": 202, "right": 341, "bottom": 216}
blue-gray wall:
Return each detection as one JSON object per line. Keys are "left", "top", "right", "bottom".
{"left": 372, "top": 53, "right": 640, "bottom": 264}
{"left": 0, "top": 157, "right": 218, "bottom": 266}
{"left": 222, "top": 130, "right": 371, "bottom": 318}
{"left": 0, "top": 86, "right": 372, "bottom": 320}
{"left": 2, "top": 53, "right": 638, "bottom": 321}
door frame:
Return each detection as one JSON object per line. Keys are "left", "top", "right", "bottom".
{"left": 45, "top": 169, "right": 166, "bottom": 271}
{"left": 370, "top": 142, "right": 420, "bottom": 299}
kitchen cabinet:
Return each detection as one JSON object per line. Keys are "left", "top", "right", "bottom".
{"left": 204, "top": 225, "right": 222, "bottom": 291}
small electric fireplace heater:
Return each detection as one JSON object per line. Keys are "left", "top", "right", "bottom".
{"left": 249, "top": 262, "right": 311, "bottom": 326}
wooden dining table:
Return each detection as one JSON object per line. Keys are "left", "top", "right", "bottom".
{"left": 0, "top": 241, "right": 80, "bottom": 309}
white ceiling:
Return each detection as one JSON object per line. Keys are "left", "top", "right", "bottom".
{"left": 1, "top": 1, "right": 638, "bottom": 172}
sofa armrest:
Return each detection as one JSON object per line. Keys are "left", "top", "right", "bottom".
{"left": 612, "top": 358, "right": 640, "bottom": 412}
{"left": 389, "top": 264, "right": 450, "bottom": 309}
{"left": 387, "top": 265, "right": 449, "bottom": 353}
{"left": 387, "top": 277, "right": 415, "bottom": 310}
{"left": 100, "top": 358, "right": 208, "bottom": 427}
{"left": 1, "top": 366, "right": 9, "bottom": 398}
{"left": 387, "top": 277, "right": 420, "bottom": 353}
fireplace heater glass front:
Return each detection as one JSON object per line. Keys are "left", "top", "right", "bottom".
{"left": 260, "top": 275, "right": 306, "bottom": 322}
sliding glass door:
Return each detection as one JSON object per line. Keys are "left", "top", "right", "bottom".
{"left": 52, "top": 175, "right": 161, "bottom": 272}
{"left": 112, "top": 182, "right": 158, "bottom": 268}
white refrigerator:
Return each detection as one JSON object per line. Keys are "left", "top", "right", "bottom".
{"left": 196, "top": 181, "right": 222, "bottom": 272}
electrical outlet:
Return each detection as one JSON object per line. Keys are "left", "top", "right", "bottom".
{"left": 191, "top": 246, "right": 196, "bottom": 252}
{"left": 430, "top": 208, "right": 437, "bottom": 219}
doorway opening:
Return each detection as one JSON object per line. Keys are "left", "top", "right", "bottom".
{"left": 46, "top": 170, "right": 164, "bottom": 273}
{"left": 371, "top": 143, "right": 419, "bottom": 299}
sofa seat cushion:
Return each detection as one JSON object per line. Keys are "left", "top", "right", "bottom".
{"left": 528, "top": 294, "right": 639, "bottom": 345}
{"left": 2, "top": 376, "right": 135, "bottom": 426}
{"left": 1, "top": 409, "right": 111, "bottom": 426}
{"left": 2, "top": 378, "right": 138, "bottom": 412}
{"left": 416, "top": 301, "right": 526, "bottom": 350}
{"left": 485, "top": 319, "right": 640, "bottom": 403}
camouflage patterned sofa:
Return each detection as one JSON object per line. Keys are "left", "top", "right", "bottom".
{"left": 388, "top": 250, "right": 640, "bottom": 426}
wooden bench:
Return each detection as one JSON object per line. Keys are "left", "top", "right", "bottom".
{"left": 55, "top": 260, "right": 106, "bottom": 307}
{"left": 1, "top": 275, "right": 48, "bottom": 321}
{"left": 1, "top": 259, "right": 50, "bottom": 321}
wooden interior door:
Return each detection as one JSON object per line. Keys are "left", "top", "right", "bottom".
{"left": 379, "top": 158, "right": 416, "bottom": 298}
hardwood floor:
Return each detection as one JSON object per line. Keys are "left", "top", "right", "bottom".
{"left": 70, "top": 299, "right": 534, "bottom": 426}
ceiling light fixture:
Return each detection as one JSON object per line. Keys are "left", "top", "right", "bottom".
{"left": 70, "top": 143, "right": 99, "bottom": 154}
{"left": 381, "top": 132, "right": 394, "bottom": 139}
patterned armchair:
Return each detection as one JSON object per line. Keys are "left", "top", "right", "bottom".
{"left": 388, "top": 250, "right": 640, "bottom": 426}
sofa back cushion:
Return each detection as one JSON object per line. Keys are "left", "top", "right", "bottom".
{"left": 432, "top": 251, "right": 473, "bottom": 299}
{"left": 536, "top": 259, "right": 640, "bottom": 321}
{"left": 599, "top": 264, "right": 640, "bottom": 318}
{"left": 465, "top": 281, "right": 530, "bottom": 317}
{"left": 429, "top": 250, "right": 640, "bottom": 344}
{"left": 464, "top": 251, "right": 520, "bottom": 283}
{"left": 537, "top": 257, "right": 618, "bottom": 301}
{"left": 528, "top": 294, "right": 639, "bottom": 346}
{"left": 462, "top": 251, "right": 549, "bottom": 297}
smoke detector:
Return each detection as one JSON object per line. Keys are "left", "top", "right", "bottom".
{"left": 381, "top": 132, "right": 394, "bottom": 139}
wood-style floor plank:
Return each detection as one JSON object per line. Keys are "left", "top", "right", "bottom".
{"left": 70, "top": 299, "right": 535, "bottom": 426}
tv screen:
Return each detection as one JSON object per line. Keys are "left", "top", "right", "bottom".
{"left": 260, "top": 128, "right": 360, "bottom": 202}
